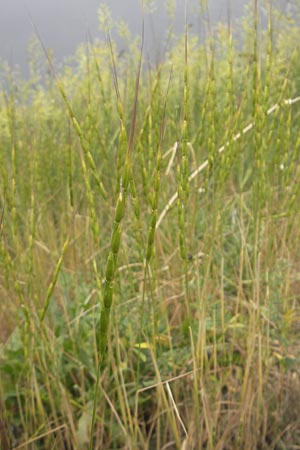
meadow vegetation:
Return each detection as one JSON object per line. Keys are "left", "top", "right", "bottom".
{"left": 0, "top": 1, "right": 300, "bottom": 448}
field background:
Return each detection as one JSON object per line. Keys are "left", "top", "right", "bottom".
{"left": 1, "top": 1, "right": 300, "bottom": 449}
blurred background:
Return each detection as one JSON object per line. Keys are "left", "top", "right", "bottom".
{"left": 0, "top": 0, "right": 290, "bottom": 76}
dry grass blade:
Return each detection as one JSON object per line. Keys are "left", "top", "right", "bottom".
{"left": 165, "top": 382, "right": 188, "bottom": 438}
{"left": 0, "top": 202, "right": 4, "bottom": 239}
{"left": 14, "top": 424, "right": 66, "bottom": 449}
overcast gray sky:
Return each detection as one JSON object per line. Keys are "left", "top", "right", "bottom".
{"left": 0, "top": 0, "right": 288, "bottom": 75}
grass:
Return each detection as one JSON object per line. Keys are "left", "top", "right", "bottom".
{"left": 0, "top": 1, "right": 300, "bottom": 449}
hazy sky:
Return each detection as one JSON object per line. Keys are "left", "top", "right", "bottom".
{"left": 0, "top": 0, "right": 287, "bottom": 75}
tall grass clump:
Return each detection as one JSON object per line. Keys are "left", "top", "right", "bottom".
{"left": 1, "top": 1, "right": 300, "bottom": 449}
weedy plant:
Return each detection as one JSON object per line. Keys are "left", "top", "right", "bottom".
{"left": 0, "top": 1, "right": 300, "bottom": 449}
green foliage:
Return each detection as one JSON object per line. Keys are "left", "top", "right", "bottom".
{"left": 1, "top": 2, "right": 300, "bottom": 449}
